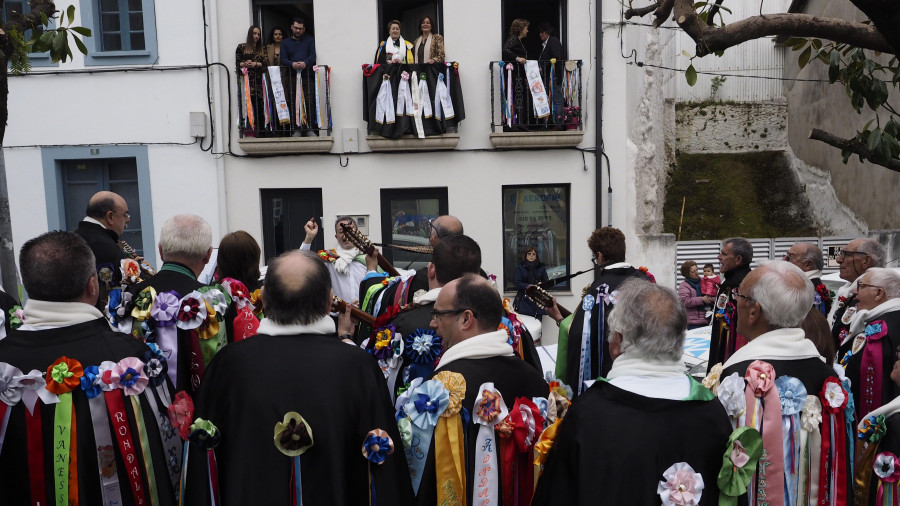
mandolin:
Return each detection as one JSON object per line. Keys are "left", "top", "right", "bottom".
{"left": 118, "top": 240, "right": 156, "bottom": 277}
{"left": 339, "top": 223, "right": 401, "bottom": 277}
{"left": 525, "top": 284, "right": 571, "bottom": 318}
{"left": 331, "top": 296, "right": 375, "bottom": 326}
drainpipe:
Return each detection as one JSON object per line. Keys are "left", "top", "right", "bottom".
{"left": 207, "top": 0, "right": 228, "bottom": 238}
{"left": 595, "top": 0, "right": 606, "bottom": 229}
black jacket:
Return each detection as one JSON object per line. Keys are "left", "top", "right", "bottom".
{"left": 74, "top": 220, "right": 128, "bottom": 308}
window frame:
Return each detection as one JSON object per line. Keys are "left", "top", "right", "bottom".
{"left": 379, "top": 187, "right": 449, "bottom": 270}
{"left": 81, "top": 0, "right": 158, "bottom": 66}
{"left": 1, "top": 0, "right": 56, "bottom": 67}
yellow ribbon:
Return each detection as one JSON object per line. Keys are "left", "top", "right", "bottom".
{"left": 197, "top": 301, "right": 220, "bottom": 341}
{"left": 131, "top": 286, "right": 157, "bottom": 321}
{"left": 435, "top": 416, "right": 466, "bottom": 506}
{"left": 534, "top": 418, "right": 562, "bottom": 467}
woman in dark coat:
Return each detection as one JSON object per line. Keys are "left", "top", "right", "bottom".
{"left": 236, "top": 25, "right": 267, "bottom": 136}
{"left": 502, "top": 18, "right": 532, "bottom": 129}
{"left": 514, "top": 246, "right": 550, "bottom": 318}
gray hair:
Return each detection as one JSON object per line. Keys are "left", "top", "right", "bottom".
{"left": 799, "top": 242, "right": 824, "bottom": 271}
{"left": 748, "top": 261, "right": 814, "bottom": 328}
{"left": 858, "top": 239, "right": 886, "bottom": 268}
{"left": 724, "top": 237, "right": 753, "bottom": 266}
{"left": 863, "top": 267, "right": 900, "bottom": 299}
{"left": 607, "top": 278, "right": 686, "bottom": 362}
{"left": 334, "top": 215, "right": 356, "bottom": 232}
{"left": 159, "top": 214, "right": 212, "bottom": 261}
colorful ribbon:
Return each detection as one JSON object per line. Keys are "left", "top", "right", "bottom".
{"left": 472, "top": 383, "right": 508, "bottom": 504}
{"left": 743, "top": 361, "right": 785, "bottom": 506}
{"left": 819, "top": 378, "right": 849, "bottom": 506}
{"left": 860, "top": 321, "right": 888, "bottom": 418}
{"left": 401, "top": 379, "right": 449, "bottom": 493}
{"left": 434, "top": 371, "right": 467, "bottom": 506}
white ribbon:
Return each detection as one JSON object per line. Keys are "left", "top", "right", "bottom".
{"left": 267, "top": 66, "right": 291, "bottom": 125}
{"left": 434, "top": 74, "right": 455, "bottom": 120}
{"left": 375, "top": 76, "right": 396, "bottom": 124}
{"left": 524, "top": 60, "right": 551, "bottom": 118}
{"left": 315, "top": 66, "right": 328, "bottom": 128}
{"left": 418, "top": 76, "right": 433, "bottom": 119}
{"left": 396, "top": 73, "right": 413, "bottom": 116}
{"left": 411, "top": 72, "right": 425, "bottom": 138}
{"left": 156, "top": 325, "right": 179, "bottom": 387}
{"left": 577, "top": 295, "right": 594, "bottom": 395}
{"left": 87, "top": 393, "right": 124, "bottom": 506}
{"left": 472, "top": 382, "right": 508, "bottom": 506}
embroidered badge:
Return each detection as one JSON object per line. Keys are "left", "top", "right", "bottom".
{"left": 716, "top": 293, "right": 728, "bottom": 310}
{"left": 851, "top": 334, "right": 866, "bottom": 355}
{"left": 841, "top": 306, "right": 857, "bottom": 325}
{"left": 582, "top": 294, "right": 595, "bottom": 311}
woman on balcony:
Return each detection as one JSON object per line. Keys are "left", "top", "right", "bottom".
{"left": 502, "top": 18, "right": 532, "bottom": 130}
{"left": 375, "top": 20, "right": 413, "bottom": 64}
{"left": 265, "top": 26, "right": 285, "bottom": 67}
{"left": 412, "top": 16, "right": 444, "bottom": 64}
{"left": 235, "top": 25, "right": 267, "bottom": 137}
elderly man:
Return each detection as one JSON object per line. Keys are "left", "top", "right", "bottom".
{"left": 720, "top": 261, "right": 849, "bottom": 505}
{"left": 707, "top": 237, "right": 754, "bottom": 372}
{"left": 404, "top": 274, "right": 548, "bottom": 506}
{"left": 187, "top": 250, "right": 413, "bottom": 505}
{"left": 829, "top": 238, "right": 886, "bottom": 342}
{"left": 533, "top": 279, "right": 731, "bottom": 504}
{"left": 0, "top": 231, "right": 177, "bottom": 505}
{"left": 300, "top": 216, "right": 370, "bottom": 302}
{"left": 784, "top": 241, "right": 832, "bottom": 316}
{"left": 548, "top": 226, "right": 649, "bottom": 396}
{"left": 74, "top": 191, "right": 133, "bottom": 307}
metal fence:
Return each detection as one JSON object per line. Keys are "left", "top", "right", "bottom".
{"left": 490, "top": 59, "right": 582, "bottom": 132}
{"left": 236, "top": 65, "right": 332, "bottom": 138}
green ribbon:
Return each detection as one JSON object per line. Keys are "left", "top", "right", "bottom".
{"left": 159, "top": 262, "right": 197, "bottom": 280}
{"left": 50, "top": 362, "right": 74, "bottom": 385}
{"left": 53, "top": 393, "right": 73, "bottom": 506}
{"left": 131, "top": 395, "right": 161, "bottom": 506}
{"left": 718, "top": 426, "right": 763, "bottom": 506}
{"left": 554, "top": 314, "right": 573, "bottom": 381}
{"left": 686, "top": 376, "right": 717, "bottom": 401}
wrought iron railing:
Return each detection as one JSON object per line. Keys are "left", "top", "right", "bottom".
{"left": 490, "top": 59, "right": 582, "bottom": 132}
{"left": 236, "top": 65, "right": 332, "bottom": 138}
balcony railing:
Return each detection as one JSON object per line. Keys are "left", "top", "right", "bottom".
{"left": 490, "top": 59, "right": 582, "bottom": 132}
{"left": 236, "top": 65, "right": 332, "bottom": 138}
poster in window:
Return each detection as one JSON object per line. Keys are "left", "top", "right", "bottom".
{"left": 502, "top": 184, "right": 570, "bottom": 292}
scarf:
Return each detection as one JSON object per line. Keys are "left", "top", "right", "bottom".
{"left": 385, "top": 35, "right": 408, "bottom": 63}
{"left": 521, "top": 259, "right": 543, "bottom": 284}
{"left": 414, "top": 34, "right": 432, "bottom": 63}
{"left": 412, "top": 287, "right": 441, "bottom": 305}
{"left": 828, "top": 279, "right": 858, "bottom": 326}
{"left": 804, "top": 269, "right": 823, "bottom": 281}
{"left": 685, "top": 277, "right": 702, "bottom": 297}
{"left": 256, "top": 315, "right": 335, "bottom": 336}
{"left": 333, "top": 245, "right": 362, "bottom": 275}
{"left": 436, "top": 329, "right": 515, "bottom": 369}
{"left": 847, "top": 297, "right": 900, "bottom": 341}
{"left": 18, "top": 299, "right": 106, "bottom": 330}
{"left": 605, "top": 351, "right": 690, "bottom": 400}
{"left": 722, "top": 327, "right": 824, "bottom": 368}
{"left": 606, "top": 352, "right": 687, "bottom": 379}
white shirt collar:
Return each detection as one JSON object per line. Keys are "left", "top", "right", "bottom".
{"left": 256, "top": 315, "right": 336, "bottom": 336}
{"left": 83, "top": 216, "right": 107, "bottom": 229}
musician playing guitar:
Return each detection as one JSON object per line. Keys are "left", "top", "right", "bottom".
{"left": 299, "top": 216, "right": 376, "bottom": 303}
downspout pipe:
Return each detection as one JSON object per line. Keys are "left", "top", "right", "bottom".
{"left": 595, "top": 0, "right": 606, "bottom": 230}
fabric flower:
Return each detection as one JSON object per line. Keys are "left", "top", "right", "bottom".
{"left": 510, "top": 397, "right": 544, "bottom": 452}
{"left": 866, "top": 321, "right": 886, "bottom": 338}
{"left": 397, "top": 416, "right": 413, "bottom": 447}
{"left": 45, "top": 356, "right": 84, "bottom": 395}
{"left": 151, "top": 291, "right": 180, "bottom": 327}
{"left": 362, "top": 429, "right": 394, "bottom": 464}
{"left": 8, "top": 306, "right": 24, "bottom": 329}
{"left": 221, "top": 278, "right": 252, "bottom": 309}
{"left": 859, "top": 414, "right": 888, "bottom": 443}
{"left": 495, "top": 416, "right": 514, "bottom": 438}
{"left": 775, "top": 376, "right": 807, "bottom": 416}
{"left": 801, "top": 396, "right": 823, "bottom": 432}
{"left": 168, "top": 391, "right": 195, "bottom": 440}
{"left": 121, "top": 258, "right": 141, "bottom": 282}
{"left": 395, "top": 377, "right": 424, "bottom": 413}
{"left": 744, "top": 361, "right": 776, "bottom": 396}
{"left": 141, "top": 343, "right": 167, "bottom": 387}
{"left": 658, "top": 462, "right": 704, "bottom": 506}
{"left": 477, "top": 389, "right": 503, "bottom": 423}
{"left": 717, "top": 426, "right": 763, "bottom": 503}
{"left": 372, "top": 325, "right": 396, "bottom": 360}
{"left": 197, "top": 301, "right": 220, "bottom": 340}
{"left": 0, "top": 362, "right": 24, "bottom": 405}
{"left": 433, "top": 371, "right": 466, "bottom": 418}
{"left": 547, "top": 389, "right": 570, "bottom": 423}
{"left": 249, "top": 289, "right": 264, "bottom": 316}
{"left": 79, "top": 365, "right": 104, "bottom": 399}
{"left": 201, "top": 287, "right": 230, "bottom": 317}
{"left": 405, "top": 329, "right": 442, "bottom": 364}
{"left": 189, "top": 418, "right": 221, "bottom": 449}
{"left": 274, "top": 411, "right": 314, "bottom": 457}
{"left": 702, "top": 363, "right": 723, "bottom": 394}
{"left": 176, "top": 292, "right": 208, "bottom": 330}
{"left": 404, "top": 379, "right": 450, "bottom": 429}
{"left": 131, "top": 287, "right": 156, "bottom": 321}
{"left": 820, "top": 378, "right": 848, "bottom": 413}
{"left": 717, "top": 373, "right": 746, "bottom": 418}
{"left": 875, "top": 452, "right": 900, "bottom": 482}
{"left": 115, "top": 291, "right": 133, "bottom": 320}
{"left": 105, "top": 357, "right": 149, "bottom": 396}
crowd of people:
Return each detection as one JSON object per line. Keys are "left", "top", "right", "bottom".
{"left": 2, "top": 189, "right": 899, "bottom": 505}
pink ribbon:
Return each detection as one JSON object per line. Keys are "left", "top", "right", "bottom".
{"left": 860, "top": 321, "right": 888, "bottom": 417}
{"left": 743, "top": 360, "right": 785, "bottom": 506}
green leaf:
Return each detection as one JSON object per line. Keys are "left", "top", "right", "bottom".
{"left": 693, "top": 2, "right": 708, "bottom": 8}
{"left": 682, "top": 50, "right": 692, "bottom": 58}
{"left": 863, "top": 118, "right": 876, "bottom": 133}
{"left": 884, "top": 131, "right": 900, "bottom": 158}
{"left": 70, "top": 26, "right": 92, "bottom": 37}
{"left": 714, "top": 50, "right": 724, "bottom": 57}
{"left": 867, "top": 128, "right": 882, "bottom": 152}
{"left": 74, "top": 35, "right": 88, "bottom": 55}
{"left": 40, "top": 12, "right": 49, "bottom": 26}
{"left": 67, "top": 5, "right": 75, "bottom": 25}
{"left": 717, "top": 5, "right": 732, "bottom": 14}
{"left": 798, "top": 46, "right": 812, "bottom": 69}
{"left": 685, "top": 65, "right": 697, "bottom": 86}
{"left": 811, "top": 39, "right": 822, "bottom": 51}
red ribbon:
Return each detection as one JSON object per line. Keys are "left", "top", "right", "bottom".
{"left": 232, "top": 307, "right": 260, "bottom": 342}
{"left": 25, "top": 406, "right": 46, "bottom": 506}
{"left": 509, "top": 398, "right": 544, "bottom": 506}
{"left": 498, "top": 436, "right": 515, "bottom": 506}
{"left": 207, "top": 449, "right": 220, "bottom": 505}
{"left": 105, "top": 389, "right": 147, "bottom": 505}
{"left": 819, "top": 378, "right": 848, "bottom": 506}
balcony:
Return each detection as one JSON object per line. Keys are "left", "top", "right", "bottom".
{"left": 489, "top": 59, "right": 584, "bottom": 149}
{"left": 362, "top": 62, "right": 465, "bottom": 151}
{"left": 236, "top": 65, "right": 334, "bottom": 154}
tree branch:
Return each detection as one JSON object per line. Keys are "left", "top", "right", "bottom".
{"left": 810, "top": 128, "right": 900, "bottom": 173}
{"left": 624, "top": 2, "right": 661, "bottom": 19}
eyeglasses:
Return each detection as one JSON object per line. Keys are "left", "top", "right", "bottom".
{"left": 590, "top": 256, "right": 598, "bottom": 266}
{"left": 732, "top": 287, "right": 754, "bottom": 303}
{"left": 838, "top": 250, "right": 868, "bottom": 260}
{"left": 111, "top": 210, "right": 130, "bottom": 219}
{"left": 428, "top": 217, "right": 439, "bottom": 236}
{"left": 782, "top": 252, "right": 794, "bottom": 261}
{"left": 430, "top": 308, "right": 466, "bottom": 320}
{"left": 857, "top": 282, "right": 883, "bottom": 292}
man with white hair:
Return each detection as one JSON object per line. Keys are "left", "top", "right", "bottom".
{"left": 829, "top": 238, "right": 886, "bottom": 343}
{"left": 784, "top": 241, "right": 832, "bottom": 316}
{"left": 533, "top": 279, "right": 732, "bottom": 504}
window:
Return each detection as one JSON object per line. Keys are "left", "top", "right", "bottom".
{"left": 82, "top": 0, "right": 158, "bottom": 65}
{"left": 1, "top": 1, "right": 55, "bottom": 66}
{"left": 41, "top": 145, "right": 156, "bottom": 267}
{"left": 260, "top": 188, "right": 323, "bottom": 261}
{"left": 501, "top": 0, "right": 566, "bottom": 58}
{"left": 254, "top": 0, "right": 316, "bottom": 43}
{"left": 378, "top": 0, "right": 442, "bottom": 43}
{"left": 380, "top": 188, "right": 448, "bottom": 271}
{"left": 502, "top": 184, "right": 570, "bottom": 292}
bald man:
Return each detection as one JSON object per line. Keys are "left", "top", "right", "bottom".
{"left": 73, "top": 191, "right": 133, "bottom": 308}
{"left": 784, "top": 241, "right": 831, "bottom": 315}
{"left": 188, "top": 250, "right": 414, "bottom": 505}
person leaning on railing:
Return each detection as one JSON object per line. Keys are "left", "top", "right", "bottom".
{"left": 235, "top": 25, "right": 266, "bottom": 137}
{"left": 412, "top": 16, "right": 444, "bottom": 64}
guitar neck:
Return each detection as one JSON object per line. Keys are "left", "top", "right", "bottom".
{"left": 332, "top": 297, "right": 376, "bottom": 326}
{"left": 374, "top": 251, "right": 401, "bottom": 277}
{"left": 556, "top": 304, "right": 572, "bottom": 319}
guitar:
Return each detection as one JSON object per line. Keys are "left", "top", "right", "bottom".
{"left": 331, "top": 296, "right": 376, "bottom": 326}
{"left": 118, "top": 240, "right": 156, "bottom": 278}
{"left": 525, "top": 284, "right": 572, "bottom": 318}
{"left": 338, "top": 223, "right": 401, "bottom": 277}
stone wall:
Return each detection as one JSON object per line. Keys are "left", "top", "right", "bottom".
{"left": 674, "top": 101, "right": 788, "bottom": 153}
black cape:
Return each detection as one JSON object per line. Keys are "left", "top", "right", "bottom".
{"left": 532, "top": 380, "right": 732, "bottom": 506}
{"left": 186, "top": 330, "right": 414, "bottom": 506}
{"left": 831, "top": 294, "right": 859, "bottom": 347}
{"left": 0, "top": 317, "right": 176, "bottom": 506}
{"left": 707, "top": 264, "right": 752, "bottom": 373}
{"left": 74, "top": 220, "right": 128, "bottom": 310}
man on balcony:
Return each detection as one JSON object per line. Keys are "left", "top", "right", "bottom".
{"left": 538, "top": 23, "right": 564, "bottom": 129}
{"left": 280, "top": 17, "right": 317, "bottom": 136}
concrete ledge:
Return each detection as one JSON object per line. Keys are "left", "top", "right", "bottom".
{"left": 366, "top": 134, "right": 460, "bottom": 152}
{"left": 237, "top": 136, "right": 334, "bottom": 155}
{"left": 489, "top": 130, "right": 584, "bottom": 149}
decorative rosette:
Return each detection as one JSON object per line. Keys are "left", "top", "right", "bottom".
{"left": 534, "top": 418, "right": 562, "bottom": 466}
{"left": 8, "top": 305, "right": 24, "bottom": 330}
{"left": 121, "top": 258, "right": 141, "bottom": 284}
{"left": 79, "top": 365, "right": 104, "bottom": 399}
{"left": 404, "top": 328, "right": 441, "bottom": 364}
{"left": 96, "top": 361, "right": 118, "bottom": 392}
{"left": 115, "top": 291, "right": 134, "bottom": 321}
{"left": 875, "top": 452, "right": 900, "bottom": 482}
{"left": 141, "top": 343, "right": 167, "bottom": 386}
{"left": 801, "top": 396, "right": 823, "bottom": 432}
{"left": 131, "top": 286, "right": 157, "bottom": 321}
{"left": 658, "top": 462, "right": 704, "bottom": 506}
{"left": 404, "top": 379, "right": 450, "bottom": 429}
{"left": 476, "top": 389, "right": 503, "bottom": 424}
{"left": 546, "top": 388, "right": 570, "bottom": 423}
{"left": 104, "top": 357, "right": 149, "bottom": 396}
{"left": 744, "top": 360, "right": 776, "bottom": 396}
{"left": 401, "top": 70, "right": 410, "bottom": 80}
{"left": 168, "top": 391, "right": 195, "bottom": 440}
{"left": 820, "top": 377, "right": 848, "bottom": 413}
{"left": 318, "top": 249, "right": 339, "bottom": 262}
{"left": 395, "top": 377, "right": 424, "bottom": 414}
{"left": 717, "top": 427, "right": 763, "bottom": 504}
{"left": 176, "top": 291, "right": 208, "bottom": 330}
{"left": 274, "top": 412, "right": 314, "bottom": 457}
{"left": 151, "top": 291, "right": 181, "bottom": 327}
{"left": 249, "top": 288, "right": 263, "bottom": 316}
{"left": 108, "top": 289, "right": 123, "bottom": 325}
{"left": 362, "top": 429, "right": 394, "bottom": 464}
{"left": 45, "top": 356, "right": 84, "bottom": 395}
{"left": 0, "top": 362, "right": 24, "bottom": 405}
{"left": 510, "top": 397, "right": 544, "bottom": 452}
{"left": 371, "top": 325, "right": 397, "bottom": 360}
{"left": 775, "top": 376, "right": 807, "bottom": 416}
{"left": 201, "top": 287, "right": 231, "bottom": 317}
{"left": 495, "top": 416, "right": 514, "bottom": 438}
{"left": 189, "top": 418, "right": 221, "bottom": 449}
{"left": 717, "top": 372, "right": 746, "bottom": 419}
{"left": 197, "top": 301, "right": 220, "bottom": 340}
{"left": 221, "top": 278, "right": 252, "bottom": 308}
{"left": 866, "top": 321, "right": 887, "bottom": 339}
{"left": 98, "top": 264, "right": 115, "bottom": 290}
{"left": 433, "top": 371, "right": 466, "bottom": 418}
{"left": 702, "top": 363, "right": 723, "bottom": 394}
{"left": 859, "top": 414, "right": 888, "bottom": 442}
{"left": 532, "top": 397, "right": 549, "bottom": 424}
